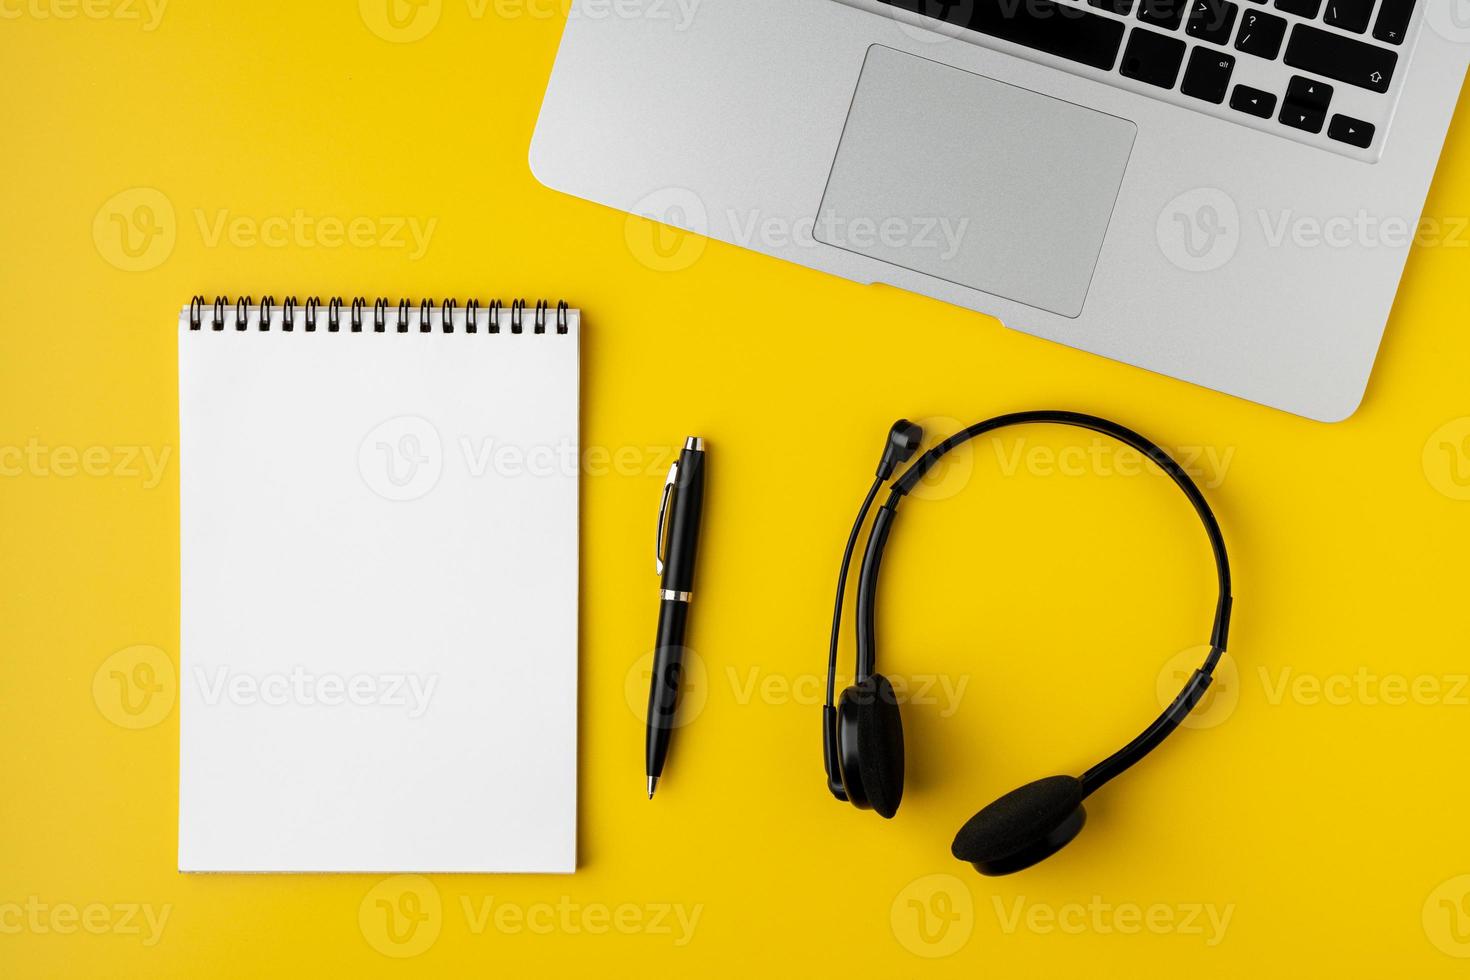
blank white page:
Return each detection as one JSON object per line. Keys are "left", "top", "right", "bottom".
{"left": 178, "top": 305, "right": 579, "bottom": 873}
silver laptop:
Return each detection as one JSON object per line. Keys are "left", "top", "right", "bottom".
{"left": 530, "top": 0, "right": 1468, "bottom": 420}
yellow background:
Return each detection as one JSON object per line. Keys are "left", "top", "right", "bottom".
{"left": 3, "top": 1, "right": 1470, "bottom": 975}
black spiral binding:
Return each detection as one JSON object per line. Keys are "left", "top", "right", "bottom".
{"left": 187, "top": 296, "right": 572, "bottom": 335}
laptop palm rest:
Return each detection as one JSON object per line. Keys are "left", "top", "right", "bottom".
{"left": 816, "top": 46, "right": 1138, "bottom": 319}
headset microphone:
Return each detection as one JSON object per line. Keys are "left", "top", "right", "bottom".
{"left": 876, "top": 419, "right": 924, "bottom": 480}
{"left": 823, "top": 412, "right": 1233, "bottom": 876}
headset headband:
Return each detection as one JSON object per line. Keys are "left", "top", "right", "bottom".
{"left": 825, "top": 411, "right": 1233, "bottom": 799}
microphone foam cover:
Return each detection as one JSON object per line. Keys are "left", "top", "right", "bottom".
{"left": 951, "top": 775, "right": 1086, "bottom": 871}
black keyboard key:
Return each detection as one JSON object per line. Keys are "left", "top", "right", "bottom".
{"left": 876, "top": 0, "right": 1126, "bottom": 71}
{"left": 1236, "top": 10, "right": 1288, "bottom": 58}
{"left": 1329, "top": 113, "right": 1376, "bottom": 146}
{"left": 1089, "top": 0, "right": 1137, "bottom": 14}
{"left": 1181, "top": 48, "right": 1237, "bottom": 101}
{"left": 1280, "top": 102, "right": 1327, "bottom": 132}
{"left": 1287, "top": 75, "right": 1333, "bottom": 106}
{"left": 1279, "top": 75, "right": 1332, "bottom": 132}
{"left": 1120, "top": 28, "right": 1188, "bottom": 86}
{"left": 1138, "top": 0, "right": 1190, "bottom": 30}
{"left": 1187, "top": 0, "right": 1240, "bottom": 42}
{"left": 1372, "top": 0, "right": 1417, "bottom": 43}
{"left": 1324, "top": 0, "right": 1374, "bottom": 32}
{"left": 1285, "top": 24, "right": 1398, "bottom": 92}
{"left": 1230, "top": 84, "right": 1278, "bottom": 116}
{"left": 1275, "top": 0, "right": 1321, "bottom": 16}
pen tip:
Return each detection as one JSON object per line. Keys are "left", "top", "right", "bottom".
{"left": 647, "top": 776, "right": 657, "bottom": 800}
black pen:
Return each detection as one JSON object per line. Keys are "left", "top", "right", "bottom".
{"left": 646, "top": 437, "right": 707, "bottom": 799}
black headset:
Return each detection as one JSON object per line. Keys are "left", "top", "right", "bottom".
{"left": 823, "top": 413, "right": 1234, "bottom": 876}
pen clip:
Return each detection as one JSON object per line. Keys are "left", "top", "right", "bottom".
{"left": 655, "top": 460, "right": 679, "bottom": 575}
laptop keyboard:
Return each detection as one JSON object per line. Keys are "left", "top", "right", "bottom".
{"left": 874, "top": 0, "right": 1418, "bottom": 157}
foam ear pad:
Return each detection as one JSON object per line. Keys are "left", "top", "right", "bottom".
{"left": 849, "top": 675, "right": 904, "bottom": 819}
{"left": 951, "top": 775, "right": 1087, "bottom": 876}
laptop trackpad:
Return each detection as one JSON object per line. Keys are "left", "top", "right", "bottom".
{"left": 816, "top": 46, "right": 1137, "bottom": 319}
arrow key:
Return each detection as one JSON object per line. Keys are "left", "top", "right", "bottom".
{"left": 1230, "top": 84, "right": 1277, "bottom": 118}
{"left": 1328, "top": 113, "right": 1376, "bottom": 148}
{"left": 1279, "top": 75, "right": 1332, "bottom": 133}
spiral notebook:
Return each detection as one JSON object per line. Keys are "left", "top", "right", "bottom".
{"left": 177, "top": 296, "right": 580, "bottom": 873}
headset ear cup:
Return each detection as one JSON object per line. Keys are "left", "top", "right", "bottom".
{"left": 951, "top": 775, "right": 1086, "bottom": 875}
{"left": 850, "top": 675, "right": 905, "bottom": 819}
